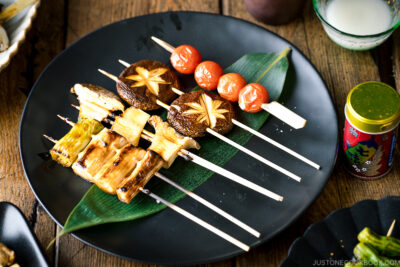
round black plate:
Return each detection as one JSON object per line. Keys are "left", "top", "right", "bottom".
{"left": 19, "top": 12, "right": 338, "bottom": 265}
{"left": 281, "top": 196, "right": 400, "bottom": 267}
{"left": 0, "top": 202, "right": 48, "bottom": 267}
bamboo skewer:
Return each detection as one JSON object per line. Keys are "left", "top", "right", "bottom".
{"left": 65, "top": 109, "right": 283, "bottom": 202}
{"left": 98, "top": 68, "right": 302, "bottom": 182}
{"left": 138, "top": 187, "right": 250, "bottom": 251}
{"left": 42, "top": 134, "right": 250, "bottom": 251}
{"left": 118, "top": 59, "right": 319, "bottom": 170}
{"left": 150, "top": 36, "right": 307, "bottom": 130}
{"left": 54, "top": 116, "right": 262, "bottom": 236}
{"left": 155, "top": 172, "right": 260, "bottom": 238}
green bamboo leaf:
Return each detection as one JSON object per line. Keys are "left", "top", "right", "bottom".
{"left": 57, "top": 48, "right": 291, "bottom": 238}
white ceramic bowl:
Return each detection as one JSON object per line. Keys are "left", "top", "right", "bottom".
{"left": 0, "top": 0, "right": 39, "bottom": 71}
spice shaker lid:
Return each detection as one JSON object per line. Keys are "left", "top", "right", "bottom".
{"left": 346, "top": 81, "right": 400, "bottom": 133}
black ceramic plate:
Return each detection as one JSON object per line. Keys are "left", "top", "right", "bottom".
{"left": 19, "top": 12, "right": 338, "bottom": 265}
{"left": 0, "top": 202, "right": 48, "bottom": 267}
{"left": 281, "top": 196, "right": 400, "bottom": 267}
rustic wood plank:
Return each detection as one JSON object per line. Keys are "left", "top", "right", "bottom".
{"left": 65, "top": 0, "right": 220, "bottom": 46}
{"left": 0, "top": 0, "right": 67, "bottom": 265}
{"left": 59, "top": 1, "right": 233, "bottom": 266}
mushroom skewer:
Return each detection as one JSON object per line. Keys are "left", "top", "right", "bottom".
{"left": 55, "top": 114, "right": 261, "bottom": 237}
{"left": 43, "top": 133, "right": 251, "bottom": 251}
{"left": 150, "top": 36, "right": 307, "bottom": 130}
{"left": 68, "top": 105, "right": 283, "bottom": 202}
{"left": 98, "top": 69, "right": 302, "bottom": 182}
{"left": 118, "top": 59, "right": 320, "bottom": 170}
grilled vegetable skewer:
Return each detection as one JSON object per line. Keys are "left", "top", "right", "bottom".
{"left": 98, "top": 69, "right": 302, "bottom": 182}
{"left": 150, "top": 36, "right": 307, "bottom": 129}
{"left": 118, "top": 59, "right": 321, "bottom": 170}
{"left": 57, "top": 115, "right": 260, "bottom": 237}
{"left": 69, "top": 103, "right": 284, "bottom": 202}
{"left": 44, "top": 129, "right": 254, "bottom": 248}
{"left": 118, "top": 59, "right": 319, "bottom": 169}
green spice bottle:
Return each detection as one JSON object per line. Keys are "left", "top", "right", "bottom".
{"left": 343, "top": 81, "right": 400, "bottom": 179}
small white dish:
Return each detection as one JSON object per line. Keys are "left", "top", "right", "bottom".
{"left": 0, "top": 0, "right": 39, "bottom": 72}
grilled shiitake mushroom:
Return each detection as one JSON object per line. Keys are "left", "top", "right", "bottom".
{"left": 167, "top": 90, "right": 236, "bottom": 137}
{"left": 117, "top": 60, "right": 179, "bottom": 110}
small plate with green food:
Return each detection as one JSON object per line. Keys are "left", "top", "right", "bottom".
{"left": 0, "top": 202, "right": 48, "bottom": 267}
{"left": 281, "top": 196, "right": 400, "bottom": 267}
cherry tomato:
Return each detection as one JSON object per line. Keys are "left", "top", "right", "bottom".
{"left": 217, "top": 73, "right": 247, "bottom": 102}
{"left": 194, "top": 61, "right": 224, "bottom": 90}
{"left": 170, "top": 45, "right": 202, "bottom": 74}
{"left": 238, "top": 83, "right": 269, "bottom": 113}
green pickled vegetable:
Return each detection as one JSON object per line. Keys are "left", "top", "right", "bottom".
{"left": 345, "top": 261, "right": 370, "bottom": 267}
{"left": 358, "top": 228, "right": 400, "bottom": 257}
{"left": 354, "top": 243, "right": 400, "bottom": 267}
{"left": 50, "top": 116, "right": 103, "bottom": 167}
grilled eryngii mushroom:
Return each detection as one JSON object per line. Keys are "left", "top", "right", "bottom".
{"left": 148, "top": 115, "right": 200, "bottom": 168}
{"left": 117, "top": 60, "right": 179, "bottom": 110}
{"left": 117, "top": 150, "right": 165, "bottom": 203}
{"left": 71, "top": 83, "right": 125, "bottom": 121}
{"left": 72, "top": 129, "right": 128, "bottom": 182}
{"left": 95, "top": 144, "right": 146, "bottom": 194}
{"left": 167, "top": 90, "right": 236, "bottom": 137}
{"left": 111, "top": 107, "right": 150, "bottom": 146}
{"left": 50, "top": 116, "right": 103, "bottom": 167}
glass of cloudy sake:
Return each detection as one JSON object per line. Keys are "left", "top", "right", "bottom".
{"left": 313, "top": 0, "right": 400, "bottom": 50}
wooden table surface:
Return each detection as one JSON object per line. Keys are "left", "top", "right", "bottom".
{"left": 0, "top": 0, "right": 399, "bottom": 266}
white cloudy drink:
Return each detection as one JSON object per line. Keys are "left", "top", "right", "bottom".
{"left": 326, "top": 0, "right": 392, "bottom": 35}
{"left": 317, "top": 0, "right": 395, "bottom": 50}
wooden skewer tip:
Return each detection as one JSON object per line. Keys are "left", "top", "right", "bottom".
{"left": 98, "top": 69, "right": 119, "bottom": 82}
{"left": 150, "top": 36, "right": 175, "bottom": 53}
{"left": 387, "top": 219, "right": 396, "bottom": 236}
{"left": 43, "top": 134, "right": 57, "bottom": 144}
{"left": 118, "top": 59, "right": 130, "bottom": 67}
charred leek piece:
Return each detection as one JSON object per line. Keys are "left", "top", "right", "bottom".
{"left": 71, "top": 83, "right": 125, "bottom": 121}
{"left": 50, "top": 116, "right": 103, "bottom": 167}
{"left": 111, "top": 107, "right": 150, "bottom": 146}
{"left": 358, "top": 228, "right": 400, "bottom": 257}
{"left": 148, "top": 115, "right": 200, "bottom": 168}
{"left": 72, "top": 129, "right": 128, "bottom": 182}
{"left": 117, "top": 150, "right": 165, "bottom": 203}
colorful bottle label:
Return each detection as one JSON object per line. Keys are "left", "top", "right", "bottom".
{"left": 343, "top": 119, "right": 397, "bottom": 179}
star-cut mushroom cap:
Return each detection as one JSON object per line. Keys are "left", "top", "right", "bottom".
{"left": 117, "top": 60, "right": 179, "bottom": 110}
{"left": 125, "top": 66, "right": 170, "bottom": 96}
{"left": 167, "top": 90, "right": 236, "bottom": 138}
{"left": 183, "top": 92, "right": 229, "bottom": 129}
